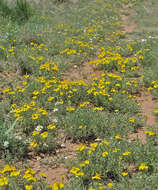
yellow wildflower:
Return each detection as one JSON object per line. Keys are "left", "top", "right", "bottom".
{"left": 75, "top": 172, "right": 84, "bottom": 176}
{"left": 76, "top": 144, "right": 86, "bottom": 151}
{"left": 10, "top": 170, "right": 20, "bottom": 177}
{"left": 153, "top": 109, "right": 158, "bottom": 113}
{"left": 47, "top": 124, "right": 56, "bottom": 130}
{"left": 84, "top": 160, "right": 90, "bottom": 165}
{"left": 25, "top": 168, "right": 35, "bottom": 175}
{"left": 24, "top": 74, "right": 30, "bottom": 79}
{"left": 53, "top": 182, "right": 64, "bottom": 190}
{"left": 32, "top": 131, "right": 39, "bottom": 136}
{"left": 122, "top": 172, "right": 128, "bottom": 176}
{"left": 25, "top": 185, "right": 33, "bottom": 190}
{"left": 129, "top": 117, "right": 135, "bottom": 123}
{"left": 66, "top": 107, "right": 75, "bottom": 111}
{"left": 90, "top": 142, "right": 98, "bottom": 148}
{"left": 3, "top": 88, "right": 10, "bottom": 93}
{"left": 32, "top": 90, "right": 39, "bottom": 95}
{"left": 92, "top": 173, "right": 102, "bottom": 180}
{"left": 70, "top": 167, "right": 80, "bottom": 175}
{"left": 32, "top": 113, "right": 39, "bottom": 120}
{"left": 0, "top": 177, "right": 8, "bottom": 186}
{"left": 40, "top": 172, "right": 46, "bottom": 177}
{"left": 107, "top": 183, "right": 113, "bottom": 187}
{"left": 122, "top": 152, "right": 131, "bottom": 156}
{"left": 144, "top": 130, "right": 155, "bottom": 136}
{"left": 0, "top": 165, "right": 16, "bottom": 174}
{"left": 139, "top": 163, "right": 148, "bottom": 170}
{"left": 23, "top": 174, "right": 36, "bottom": 182}
{"left": 115, "top": 135, "right": 121, "bottom": 140}
{"left": 40, "top": 132, "right": 48, "bottom": 138}
{"left": 103, "top": 140, "right": 110, "bottom": 146}
{"left": 102, "top": 151, "right": 108, "bottom": 157}
{"left": 30, "top": 140, "right": 37, "bottom": 148}
{"left": 48, "top": 96, "right": 54, "bottom": 101}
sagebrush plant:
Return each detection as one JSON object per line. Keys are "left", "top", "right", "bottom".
{"left": 0, "top": 119, "right": 27, "bottom": 158}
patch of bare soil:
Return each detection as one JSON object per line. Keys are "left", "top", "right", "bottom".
{"left": 128, "top": 88, "right": 158, "bottom": 144}
{"left": 120, "top": 5, "right": 158, "bottom": 143}
{"left": 0, "top": 160, "right": 4, "bottom": 168}
{"left": 136, "top": 88, "right": 158, "bottom": 126}
{"left": 63, "top": 61, "right": 102, "bottom": 82}
{"left": 128, "top": 128, "right": 147, "bottom": 144}
{"left": 28, "top": 138, "right": 79, "bottom": 184}
{"left": 120, "top": 4, "right": 137, "bottom": 35}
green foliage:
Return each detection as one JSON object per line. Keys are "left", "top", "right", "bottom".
{"left": 67, "top": 134, "right": 158, "bottom": 189}
{"left": 0, "top": 0, "right": 158, "bottom": 189}
{"left": 64, "top": 109, "right": 142, "bottom": 141}
{"left": 15, "top": 0, "right": 33, "bottom": 23}
{"left": 0, "top": 119, "right": 27, "bottom": 158}
{"left": 0, "top": 0, "right": 11, "bottom": 17}
{"left": 0, "top": 0, "right": 33, "bottom": 24}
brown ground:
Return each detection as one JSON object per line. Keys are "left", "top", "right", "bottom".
{"left": 120, "top": 5, "right": 158, "bottom": 143}
{"left": 137, "top": 88, "right": 158, "bottom": 126}
{"left": 120, "top": 4, "right": 137, "bottom": 37}
{"left": 27, "top": 136, "right": 79, "bottom": 184}
{"left": 7, "top": 137, "right": 79, "bottom": 185}
{"left": 63, "top": 61, "right": 102, "bottom": 82}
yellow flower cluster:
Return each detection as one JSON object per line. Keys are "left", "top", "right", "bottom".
{"left": 0, "top": 165, "right": 37, "bottom": 189}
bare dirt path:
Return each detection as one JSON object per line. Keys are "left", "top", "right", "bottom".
{"left": 120, "top": 4, "right": 137, "bottom": 35}
{"left": 120, "top": 4, "right": 158, "bottom": 143}
{"left": 137, "top": 88, "right": 158, "bottom": 126}
{"left": 28, "top": 139, "right": 79, "bottom": 184}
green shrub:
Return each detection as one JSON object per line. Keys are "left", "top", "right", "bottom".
{"left": 0, "top": 119, "right": 27, "bottom": 158}
{"left": 0, "top": 0, "right": 33, "bottom": 24}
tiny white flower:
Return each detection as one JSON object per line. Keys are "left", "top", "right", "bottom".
{"left": 43, "top": 143, "right": 48, "bottom": 147}
{"left": 53, "top": 108, "right": 58, "bottom": 112}
{"left": 15, "top": 136, "right": 22, "bottom": 140}
{"left": 24, "top": 138, "right": 31, "bottom": 144}
{"left": 36, "top": 156, "right": 41, "bottom": 160}
{"left": 35, "top": 125, "right": 43, "bottom": 132}
{"left": 61, "top": 143, "right": 66, "bottom": 148}
{"left": 3, "top": 141, "right": 9, "bottom": 148}
{"left": 95, "top": 138, "right": 102, "bottom": 142}
{"left": 141, "top": 39, "right": 146, "bottom": 42}
{"left": 52, "top": 118, "right": 58, "bottom": 123}
{"left": 55, "top": 102, "right": 60, "bottom": 105}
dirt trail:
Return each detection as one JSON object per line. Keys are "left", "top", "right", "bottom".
{"left": 137, "top": 88, "right": 158, "bottom": 126}
{"left": 27, "top": 137, "right": 79, "bottom": 184}
{"left": 120, "top": 4, "right": 158, "bottom": 143}
{"left": 120, "top": 3, "right": 138, "bottom": 36}
{"left": 63, "top": 61, "right": 102, "bottom": 82}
